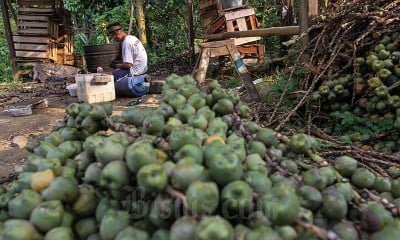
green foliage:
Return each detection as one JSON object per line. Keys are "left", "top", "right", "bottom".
{"left": 329, "top": 111, "right": 397, "bottom": 146}
{"left": 0, "top": 15, "right": 13, "bottom": 82}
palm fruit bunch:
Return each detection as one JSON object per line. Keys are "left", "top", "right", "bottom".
{"left": 1, "top": 74, "right": 400, "bottom": 240}
{"left": 310, "top": 31, "right": 400, "bottom": 151}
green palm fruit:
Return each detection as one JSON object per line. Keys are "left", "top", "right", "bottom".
{"left": 236, "top": 102, "right": 252, "bottom": 118}
{"left": 168, "top": 94, "right": 187, "bottom": 110}
{"left": 152, "top": 229, "right": 169, "bottom": 240}
{"left": 335, "top": 182, "right": 354, "bottom": 202}
{"left": 334, "top": 155, "right": 358, "bottom": 177}
{"left": 186, "top": 181, "right": 219, "bottom": 215}
{"left": 261, "top": 184, "right": 300, "bottom": 225}
{"left": 73, "top": 187, "right": 97, "bottom": 218}
{"left": 244, "top": 226, "right": 281, "bottom": 240}
{"left": 65, "top": 102, "right": 80, "bottom": 117}
{"left": 74, "top": 218, "right": 97, "bottom": 239}
{"left": 83, "top": 134, "right": 104, "bottom": 156}
{"left": 165, "top": 74, "right": 185, "bottom": 89}
{"left": 332, "top": 222, "right": 359, "bottom": 240}
{"left": 177, "top": 84, "right": 199, "bottom": 98}
{"left": 380, "top": 35, "right": 392, "bottom": 45}
{"left": 234, "top": 224, "right": 250, "bottom": 240}
{"left": 246, "top": 140, "right": 267, "bottom": 157}
{"left": 46, "top": 148, "right": 69, "bottom": 165}
{"left": 195, "top": 216, "right": 234, "bottom": 240}
{"left": 333, "top": 84, "right": 344, "bottom": 95}
{"left": 361, "top": 203, "right": 393, "bottom": 232}
{"left": 222, "top": 114, "right": 234, "bottom": 129}
{"left": 321, "top": 188, "right": 348, "bottom": 221}
{"left": 30, "top": 200, "right": 64, "bottom": 232}
{"left": 388, "top": 166, "right": 400, "bottom": 178}
{"left": 44, "top": 226, "right": 74, "bottom": 240}
{"left": 375, "top": 43, "right": 386, "bottom": 53}
{"left": 168, "top": 125, "right": 202, "bottom": 151}
{"left": 122, "top": 106, "right": 154, "bottom": 126}
{"left": 354, "top": 57, "right": 365, "bottom": 67}
{"left": 37, "top": 157, "right": 62, "bottom": 176}
{"left": 100, "top": 209, "right": 131, "bottom": 240}
{"left": 176, "top": 104, "right": 196, "bottom": 123}
{"left": 171, "top": 157, "right": 204, "bottom": 190}
{"left": 351, "top": 168, "right": 376, "bottom": 188}
{"left": 208, "top": 79, "right": 222, "bottom": 90}
{"left": 245, "top": 210, "right": 271, "bottom": 229}
{"left": 100, "top": 161, "right": 129, "bottom": 190}
{"left": 318, "top": 166, "right": 337, "bottom": 185}
{"left": 81, "top": 115, "right": 102, "bottom": 134}
{"left": 244, "top": 171, "right": 272, "bottom": 195}
{"left": 95, "top": 139, "right": 126, "bottom": 165}
{"left": 310, "top": 91, "right": 321, "bottom": 102}
{"left": 209, "top": 152, "right": 243, "bottom": 186}
{"left": 41, "top": 176, "right": 79, "bottom": 203}
{"left": 187, "top": 93, "right": 207, "bottom": 110}
{"left": 44, "top": 132, "right": 64, "bottom": 146}
{"left": 8, "top": 189, "right": 41, "bottom": 219}
{"left": 164, "top": 117, "right": 183, "bottom": 135}
{"left": 33, "top": 141, "right": 56, "bottom": 157}
{"left": 115, "top": 226, "right": 150, "bottom": 240}
{"left": 383, "top": 59, "right": 394, "bottom": 69}
{"left": 148, "top": 194, "right": 176, "bottom": 228}
{"left": 298, "top": 185, "right": 322, "bottom": 211}
{"left": 60, "top": 210, "right": 74, "bottom": 228}
{"left": 1, "top": 219, "right": 42, "bottom": 240}
{"left": 83, "top": 162, "right": 102, "bottom": 185}
{"left": 197, "top": 106, "right": 216, "bottom": 122}
{"left": 370, "top": 223, "right": 400, "bottom": 240}
{"left": 142, "top": 113, "right": 165, "bottom": 135}
{"left": 212, "top": 98, "right": 234, "bottom": 116}
{"left": 9, "top": 172, "right": 32, "bottom": 193}
{"left": 255, "top": 128, "right": 279, "bottom": 147}
{"left": 302, "top": 168, "right": 328, "bottom": 191}
{"left": 366, "top": 54, "right": 379, "bottom": 66}
{"left": 289, "top": 133, "right": 315, "bottom": 154}
{"left": 374, "top": 177, "right": 392, "bottom": 193}
{"left": 174, "top": 144, "right": 203, "bottom": 164}
{"left": 154, "top": 103, "right": 175, "bottom": 120}
{"left": 243, "top": 121, "right": 261, "bottom": 134}
{"left": 95, "top": 198, "right": 120, "bottom": 222}
{"left": 275, "top": 225, "right": 297, "bottom": 240}
{"left": 389, "top": 95, "right": 400, "bottom": 109}
{"left": 392, "top": 51, "right": 400, "bottom": 61}
{"left": 170, "top": 216, "right": 198, "bottom": 240}
{"left": 391, "top": 179, "right": 400, "bottom": 198}
{"left": 125, "top": 142, "right": 157, "bottom": 172}
{"left": 203, "top": 140, "right": 231, "bottom": 166}
{"left": 380, "top": 192, "right": 394, "bottom": 202}
{"left": 212, "top": 88, "right": 228, "bottom": 103}
{"left": 221, "top": 180, "right": 254, "bottom": 213}
{"left": 188, "top": 113, "right": 208, "bottom": 130}
{"left": 394, "top": 64, "right": 400, "bottom": 77}
{"left": 318, "top": 85, "right": 330, "bottom": 95}
{"left": 280, "top": 159, "right": 299, "bottom": 174}
{"left": 137, "top": 163, "right": 167, "bottom": 193}
{"left": 378, "top": 49, "right": 390, "bottom": 60}
{"left": 372, "top": 60, "right": 386, "bottom": 72}
{"left": 206, "top": 117, "right": 229, "bottom": 139}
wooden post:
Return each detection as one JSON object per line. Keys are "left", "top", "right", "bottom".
{"left": 200, "top": 26, "right": 300, "bottom": 40}
{"left": 308, "top": 0, "right": 319, "bottom": 22}
{"left": 0, "top": 0, "right": 17, "bottom": 76}
{"left": 187, "top": 0, "right": 195, "bottom": 65}
{"left": 299, "top": 0, "right": 309, "bottom": 63}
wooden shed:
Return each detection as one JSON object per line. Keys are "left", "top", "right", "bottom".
{"left": 9, "top": 0, "right": 75, "bottom": 67}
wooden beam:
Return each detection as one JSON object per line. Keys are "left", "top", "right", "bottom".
{"left": 199, "top": 26, "right": 300, "bottom": 40}
{"left": 0, "top": 0, "right": 17, "bottom": 75}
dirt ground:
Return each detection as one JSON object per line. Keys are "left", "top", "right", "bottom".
{"left": 0, "top": 91, "right": 161, "bottom": 182}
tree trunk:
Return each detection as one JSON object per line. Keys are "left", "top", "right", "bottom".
{"left": 135, "top": 0, "right": 147, "bottom": 46}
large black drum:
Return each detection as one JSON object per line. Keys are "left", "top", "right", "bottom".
{"left": 84, "top": 43, "right": 121, "bottom": 73}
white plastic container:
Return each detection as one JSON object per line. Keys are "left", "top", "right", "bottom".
{"left": 66, "top": 83, "right": 78, "bottom": 97}
{"left": 75, "top": 73, "right": 116, "bottom": 104}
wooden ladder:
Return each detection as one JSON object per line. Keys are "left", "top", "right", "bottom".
{"left": 192, "top": 39, "right": 260, "bottom": 101}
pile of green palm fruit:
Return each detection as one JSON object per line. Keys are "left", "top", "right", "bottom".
{"left": 1, "top": 74, "right": 400, "bottom": 240}
{"left": 310, "top": 31, "right": 400, "bottom": 151}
